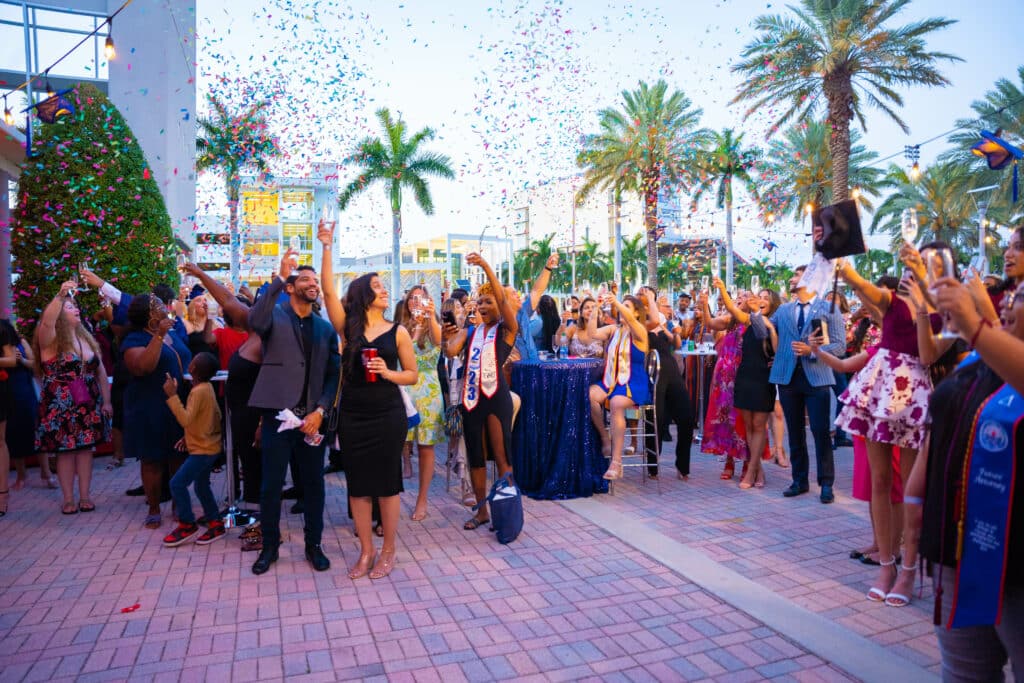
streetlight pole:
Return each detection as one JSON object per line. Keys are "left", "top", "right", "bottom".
{"left": 967, "top": 185, "right": 999, "bottom": 275}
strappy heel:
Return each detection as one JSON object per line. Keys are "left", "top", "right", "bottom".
{"left": 866, "top": 556, "right": 897, "bottom": 602}
{"left": 885, "top": 564, "right": 917, "bottom": 607}
{"left": 603, "top": 461, "right": 623, "bottom": 480}
{"left": 369, "top": 549, "right": 396, "bottom": 579}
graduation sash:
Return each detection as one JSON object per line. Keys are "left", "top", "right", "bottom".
{"left": 950, "top": 382, "right": 1021, "bottom": 628}
{"left": 602, "top": 327, "right": 631, "bottom": 392}
{"left": 462, "top": 324, "right": 499, "bottom": 411}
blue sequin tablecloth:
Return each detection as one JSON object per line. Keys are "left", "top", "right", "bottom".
{"left": 511, "top": 358, "right": 609, "bottom": 500}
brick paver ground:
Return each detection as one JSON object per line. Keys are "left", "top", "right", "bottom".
{"left": 0, "top": 432, "right": 957, "bottom": 682}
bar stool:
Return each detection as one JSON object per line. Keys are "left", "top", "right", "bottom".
{"left": 606, "top": 350, "right": 661, "bottom": 494}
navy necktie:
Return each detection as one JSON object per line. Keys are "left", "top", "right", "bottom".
{"left": 797, "top": 302, "right": 807, "bottom": 336}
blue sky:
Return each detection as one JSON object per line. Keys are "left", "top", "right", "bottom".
{"left": 196, "top": 0, "right": 1024, "bottom": 264}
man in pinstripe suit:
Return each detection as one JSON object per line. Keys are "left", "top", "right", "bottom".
{"left": 769, "top": 266, "right": 847, "bottom": 503}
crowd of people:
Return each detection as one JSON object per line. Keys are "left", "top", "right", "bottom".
{"left": 1, "top": 220, "right": 1022, "bottom": 679}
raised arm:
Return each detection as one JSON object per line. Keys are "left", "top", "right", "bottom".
{"left": 528, "top": 253, "right": 559, "bottom": 311}
{"left": 698, "top": 290, "right": 733, "bottom": 332}
{"left": 182, "top": 262, "right": 251, "bottom": 332}
{"left": 467, "top": 251, "right": 518, "bottom": 342}
{"left": 713, "top": 277, "right": 750, "bottom": 325}
{"left": 317, "top": 220, "right": 346, "bottom": 333}
{"left": 36, "top": 281, "right": 77, "bottom": 352}
{"left": 809, "top": 336, "right": 869, "bottom": 374}
{"left": 249, "top": 250, "right": 294, "bottom": 338}
{"left": 838, "top": 259, "right": 891, "bottom": 312}
{"left": 608, "top": 293, "right": 648, "bottom": 351}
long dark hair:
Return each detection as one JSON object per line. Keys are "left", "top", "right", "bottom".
{"left": 342, "top": 273, "right": 379, "bottom": 379}
{"left": 537, "top": 294, "right": 560, "bottom": 352}
{"left": 996, "top": 226, "right": 1024, "bottom": 293}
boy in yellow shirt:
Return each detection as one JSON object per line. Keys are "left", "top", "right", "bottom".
{"left": 162, "top": 352, "right": 225, "bottom": 546}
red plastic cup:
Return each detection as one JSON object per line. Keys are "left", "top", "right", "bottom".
{"left": 361, "top": 347, "right": 378, "bottom": 382}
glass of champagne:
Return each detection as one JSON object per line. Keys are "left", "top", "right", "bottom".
{"left": 750, "top": 275, "right": 760, "bottom": 294}
{"left": 700, "top": 275, "right": 710, "bottom": 293}
{"left": 289, "top": 234, "right": 301, "bottom": 264}
{"left": 901, "top": 208, "right": 918, "bottom": 245}
{"left": 921, "top": 245, "right": 957, "bottom": 339}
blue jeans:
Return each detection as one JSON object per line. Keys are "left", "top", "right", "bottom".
{"left": 779, "top": 364, "right": 835, "bottom": 487}
{"left": 169, "top": 454, "right": 221, "bottom": 524}
{"left": 259, "top": 410, "right": 325, "bottom": 549}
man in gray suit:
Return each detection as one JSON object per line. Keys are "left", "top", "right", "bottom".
{"left": 248, "top": 250, "right": 340, "bottom": 575}
{"left": 769, "top": 265, "right": 847, "bottom": 504}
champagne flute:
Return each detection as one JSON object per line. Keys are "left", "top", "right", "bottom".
{"left": 700, "top": 275, "right": 710, "bottom": 293}
{"left": 901, "top": 208, "right": 918, "bottom": 245}
{"left": 750, "top": 275, "right": 760, "bottom": 294}
{"left": 921, "top": 245, "right": 957, "bottom": 339}
{"left": 289, "top": 234, "right": 301, "bottom": 264}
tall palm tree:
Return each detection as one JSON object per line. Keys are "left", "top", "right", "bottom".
{"left": 656, "top": 253, "right": 688, "bottom": 294}
{"left": 195, "top": 95, "right": 280, "bottom": 287}
{"left": 577, "top": 79, "right": 711, "bottom": 288}
{"left": 733, "top": 0, "right": 960, "bottom": 201}
{"left": 620, "top": 233, "right": 648, "bottom": 292}
{"left": 575, "top": 238, "right": 612, "bottom": 288}
{"left": 946, "top": 66, "right": 1024, "bottom": 224}
{"left": 690, "top": 129, "right": 760, "bottom": 287}
{"left": 870, "top": 162, "right": 976, "bottom": 251}
{"left": 520, "top": 234, "right": 557, "bottom": 284}
{"left": 759, "top": 119, "right": 881, "bottom": 220}
{"left": 339, "top": 108, "right": 454, "bottom": 299}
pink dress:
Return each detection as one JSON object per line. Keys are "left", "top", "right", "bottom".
{"left": 836, "top": 297, "right": 937, "bottom": 449}
{"left": 700, "top": 325, "right": 749, "bottom": 458}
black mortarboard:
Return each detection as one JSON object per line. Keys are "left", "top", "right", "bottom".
{"left": 813, "top": 199, "right": 865, "bottom": 260}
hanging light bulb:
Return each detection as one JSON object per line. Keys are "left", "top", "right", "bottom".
{"left": 104, "top": 17, "right": 116, "bottom": 60}
{"left": 805, "top": 202, "right": 814, "bottom": 215}
{"left": 44, "top": 71, "right": 54, "bottom": 99}
{"left": 851, "top": 187, "right": 862, "bottom": 200}
{"left": 3, "top": 97, "right": 12, "bottom": 126}
{"left": 910, "top": 162, "right": 921, "bottom": 181}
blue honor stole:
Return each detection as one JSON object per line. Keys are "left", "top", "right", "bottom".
{"left": 950, "top": 383, "right": 1021, "bottom": 628}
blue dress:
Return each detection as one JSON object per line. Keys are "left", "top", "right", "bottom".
{"left": 6, "top": 342, "right": 38, "bottom": 458}
{"left": 120, "top": 330, "right": 191, "bottom": 462}
{"left": 600, "top": 337, "right": 651, "bottom": 406}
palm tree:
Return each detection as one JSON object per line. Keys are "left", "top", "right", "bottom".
{"left": 656, "top": 253, "right": 687, "bottom": 295}
{"left": 519, "top": 234, "right": 557, "bottom": 283}
{"left": 858, "top": 247, "right": 898, "bottom": 281}
{"left": 870, "top": 162, "right": 976, "bottom": 252}
{"left": 733, "top": 0, "right": 960, "bottom": 201}
{"left": 946, "top": 66, "right": 1024, "bottom": 224}
{"left": 577, "top": 79, "right": 711, "bottom": 287}
{"left": 619, "top": 233, "right": 648, "bottom": 292}
{"left": 195, "top": 94, "right": 280, "bottom": 287}
{"left": 575, "top": 238, "right": 612, "bottom": 288}
{"left": 339, "top": 108, "right": 454, "bottom": 299}
{"left": 690, "top": 129, "right": 760, "bottom": 287}
{"left": 759, "top": 119, "right": 881, "bottom": 221}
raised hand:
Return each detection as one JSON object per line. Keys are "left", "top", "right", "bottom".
{"left": 80, "top": 268, "right": 104, "bottom": 289}
{"left": 162, "top": 372, "right": 178, "bottom": 398}
{"left": 58, "top": 280, "right": 77, "bottom": 298}
{"left": 466, "top": 251, "right": 484, "bottom": 267}
{"left": 181, "top": 262, "right": 205, "bottom": 278}
{"left": 280, "top": 248, "right": 297, "bottom": 279}
{"left": 712, "top": 277, "right": 726, "bottom": 293}
{"left": 545, "top": 253, "right": 560, "bottom": 270}
{"left": 317, "top": 220, "right": 334, "bottom": 247}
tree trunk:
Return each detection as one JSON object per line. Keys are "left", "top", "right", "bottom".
{"left": 824, "top": 72, "right": 854, "bottom": 203}
{"left": 227, "top": 179, "right": 240, "bottom": 289}
{"left": 391, "top": 210, "right": 402, "bottom": 304}
{"left": 725, "top": 200, "right": 734, "bottom": 289}
{"left": 643, "top": 181, "right": 659, "bottom": 289}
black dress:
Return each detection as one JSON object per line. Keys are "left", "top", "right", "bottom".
{"left": 733, "top": 325, "right": 775, "bottom": 413}
{"left": 339, "top": 324, "right": 406, "bottom": 498}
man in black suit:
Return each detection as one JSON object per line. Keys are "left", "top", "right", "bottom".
{"left": 247, "top": 250, "right": 340, "bottom": 575}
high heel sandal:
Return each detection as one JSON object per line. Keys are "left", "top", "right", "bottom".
{"left": 720, "top": 459, "right": 735, "bottom": 480}
{"left": 348, "top": 553, "right": 375, "bottom": 580}
{"left": 866, "top": 556, "right": 898, "bottom": 602}
{"left": 603, "top": 461, "right": 623, "bottom": 480}
{"left": 884, "top": 564, "right": 917, "bottom": 607}
{"left": 369, "top": 549, "right": 396, "bottom": 579}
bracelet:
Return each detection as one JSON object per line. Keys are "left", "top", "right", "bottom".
{"left": 969, "top": 319, "right": 992, "bottom": 349}
{"left": 544, "top": 266, "right": 553, "bottom": 272}
{"left": 903, "top": 495, "right": 924, "bottom": 505}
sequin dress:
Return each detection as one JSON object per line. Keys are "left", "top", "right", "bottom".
{"left": 700, "top": 325, "right": 748, "bottom": 458}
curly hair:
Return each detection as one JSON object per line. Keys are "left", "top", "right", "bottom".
{"left": 476, "top": 281, "right": 495, "bottom": 298}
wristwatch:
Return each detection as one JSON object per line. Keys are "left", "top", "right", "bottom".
{"left": 313, "top": 406, "right": 325, "bottom": 417}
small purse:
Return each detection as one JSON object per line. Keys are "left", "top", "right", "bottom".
{"left": 69, "top": 340, "right": 92, "bottom": 406}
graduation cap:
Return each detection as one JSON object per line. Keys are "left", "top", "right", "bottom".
{"left": 27, "top": 89, "right": 75, "bottom": 124}
{"left": 812, "top": 199, "right": 866, "bottom": 260}
{"left": 186, "top": 284, "right": 206, "bottom": 303}
{"left": 971, "top": 130, "right": 1022, "bottom": 202}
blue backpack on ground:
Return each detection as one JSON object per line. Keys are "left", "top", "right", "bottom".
{"left": 474, "top": 473, "right": 523, "bottom": 544}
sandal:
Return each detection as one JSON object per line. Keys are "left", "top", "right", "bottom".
{"left": 463, "top": 516, "right": 490, "bottom": 531}
{"left": 369, "top": 550, "right": 396, "bottom": 579}
{"left": 348, "top": 553, "right": 374, "bottom": 579}
{"left": 460, "top": 482, "right": 477, "bottom": 507}
{"left": 78, "top": 500, "right": 96, "bottom": 513}
{"left": 144, "top": 514, "right": 162, "bottom": 529}
{"left": 866, "top": 556, "right": 897, "bottom": 602}
{"left": 755, "top": 470, "right": 765, "bottom": 489}
{"left": 720, "top": 459, "right": 735, "bottom": 480}
{"left": 61, "top": 501, "right": 78, "bottom": 515}
{"left": 602, "top": 461, "right": 623, "bottom": 480}
{"left": 884, "top": 565, "right": 917, "bottom": 607}
{"left": 411, "top": 508, "right": 429, "bottom": 522}
{"left": 373, "top": 523, "right": 383, "bottom": 538}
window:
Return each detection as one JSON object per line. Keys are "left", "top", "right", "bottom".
{"left": 282, "top": 223, "right": 312, "bottom": 252}
{"left": 279, "top": 190, "right": 313, "bottom": 222}
{"left": 242, "top": 191, "right": 278, "bottom": 226}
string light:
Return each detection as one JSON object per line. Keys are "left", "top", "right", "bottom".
{"left": 44, "top": 71, "right": 54, "bottom": 99}
{"left": 104, "top": 17, "right": 116, "bottom": 60}
{"left": 851, "top": 187, "right": 861, "bottom": 200}
{"left": 2, "top": 96, "right": 12, "bottom": 126}
{"left": 805, "top": 203, "right": 813, "bottom": 214}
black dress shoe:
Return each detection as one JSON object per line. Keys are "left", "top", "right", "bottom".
{"left": 281, "top": 487, "right": 300, "bottom": 500}
{"left": 783, "top": 483, "right": 810, "bottom": 498}
{"left": 305, "top": 544, "right": 330, "bottom": 572}
{"left": 820, "top": 486, "right": 835, "bottom": 504}
{"left": 251, "top": 546, "right": 279, "bottom": 575}
{"left": 290, "top": 500, "right": 305, "bottom": 514}
{"left": 324, "top": 464, "right": 343, "bottom": 474}
{"left": 125, "top": 485, "right": 145, "bottom": 497}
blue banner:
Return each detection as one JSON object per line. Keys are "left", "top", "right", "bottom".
{"left": 951, "top": 383, "right": 1021, "bottom": 628}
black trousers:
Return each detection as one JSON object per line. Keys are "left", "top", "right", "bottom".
{"left": 778, "top": 364, "right": 835, "bottom": 487}
{"left": 228, "top": 402, "right": 262, "bottom": 505}
{"left": 259, "top": 410, "right": 325, "bottom": 548}
{"left": 645, "top": 376, "right": 696, "bottom": 476}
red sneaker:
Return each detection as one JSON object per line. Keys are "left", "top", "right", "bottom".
{"left": 163, "top": 523, "right": 201, "bottom": 547}
{"left": 195, "top": 521, "right": 226, "bottom": 546}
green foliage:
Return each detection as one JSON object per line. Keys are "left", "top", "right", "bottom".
{"left": 870, "top": 162, "right": 977, "bottom": 251}
{"left": 12, "top": 83, "right": 176, "bottom": 333}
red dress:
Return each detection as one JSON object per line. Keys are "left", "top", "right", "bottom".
{"left": 213, "top": 327, "right": 249, "bottom": 370}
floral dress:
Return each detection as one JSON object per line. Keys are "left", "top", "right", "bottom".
{"left": 407, "top": 337, "right": 445, "bottom": 445}
{"left": 700, "top": 325, "right": 749, "bottom": 458}
{"left": 36, "top": 352, "right": 110, "bottom": 452}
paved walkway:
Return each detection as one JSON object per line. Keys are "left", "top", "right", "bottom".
{"left": 0, "top": 436, "right": 966, "bottom": 682}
